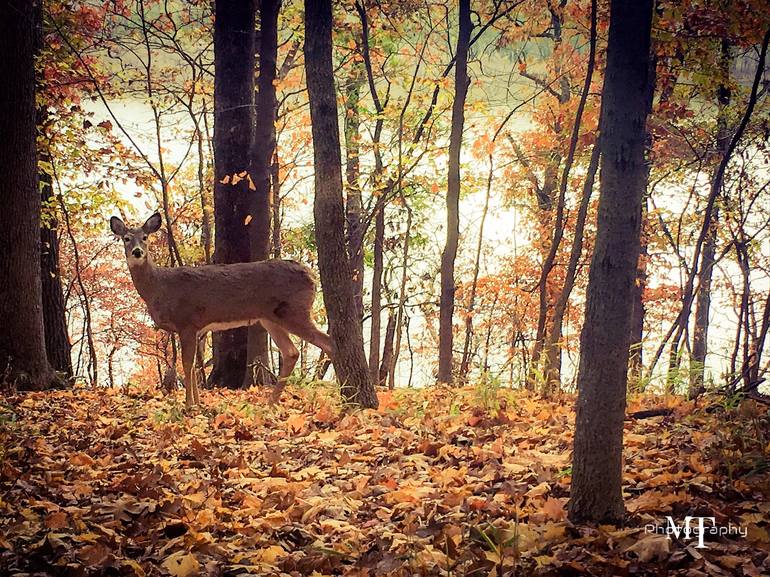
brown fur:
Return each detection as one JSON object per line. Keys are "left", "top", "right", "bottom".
{"left": 110, "top": 213, "right": 332, "bottom": 406}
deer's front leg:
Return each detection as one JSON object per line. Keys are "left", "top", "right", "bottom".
{"left": 262, "top": 320, "right": 299, "bottom": 403}
{"left": 179, "top": 330, "right": 198, "bottom": 407}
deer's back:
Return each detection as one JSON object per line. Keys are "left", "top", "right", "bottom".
{"left": 148, "top": 259, "right": 317, "bottom": 332}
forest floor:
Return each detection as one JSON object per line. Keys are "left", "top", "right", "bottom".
{"left": 0, "top": 383, "right": 768, "bottom": 577}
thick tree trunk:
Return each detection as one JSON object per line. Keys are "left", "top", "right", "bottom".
{"left": 568, "top": 0, "right": 654, "bottom": 524}
{"left": 0, "top": 0, "right": 58, "bottom": 390}
{"left": 437, "top": 0, "right": 472, "bottom": 384}
{"left": 246, "top": 0, "right": 281, "bottom": 387}
{"left": 690, "top": 39, "right": 731, "bottom": 395}
{"left": 304, "top": 0, "right": 377, "bottom": 408}
{"left": 209, "top": 0, "right": 257, "bottom": 389}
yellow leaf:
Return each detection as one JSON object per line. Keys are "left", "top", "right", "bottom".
{"left": 255, "top": 545, "right": 286, "bottom": 564}
{"left": 542, "top": 497, "right": 567, "bottom": 521}
{"left": 161, "top": 551, "right": 200, "bottom": 577}
{"left": 244, "top": 214, "right": 252, "bottom": 225}
{"left": 286, "top": 413, "right": 307, "bottom": 434}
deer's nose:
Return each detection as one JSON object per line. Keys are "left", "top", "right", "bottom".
{"left": 132, "top": 248, "right": 144, "bottom": 258}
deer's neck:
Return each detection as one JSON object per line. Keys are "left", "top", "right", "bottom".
{"left": 127, "top": 258, "right": 158, "bottom": 301}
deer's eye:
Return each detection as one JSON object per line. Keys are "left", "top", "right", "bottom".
{"left": 123, "top": 236, "right": 131, "bottom": 242}
{"left": 143, "top": 235, "right": 148, "bottom": 241}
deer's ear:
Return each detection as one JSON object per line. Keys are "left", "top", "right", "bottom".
{"left": 110, "top": 216, "right": 126, "bottom": 236}
{"left": 142, "top": 212, "right": 162, "bottom": 235}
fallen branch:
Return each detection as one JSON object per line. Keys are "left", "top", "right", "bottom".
{"left": 626, "top": 408, "right": 674, "bottom": 420}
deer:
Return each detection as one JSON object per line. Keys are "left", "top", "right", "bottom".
{"left": 109, "top": 212, "right": 333, "bottom": 407}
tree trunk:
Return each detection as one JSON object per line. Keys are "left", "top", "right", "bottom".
{"left": 628, "top": 47, "right": 659, "bottom": 384}
{"left": 437, "top": 0, "right": 472, "bottom": 384}
{"left": 34, "top": 2, "right": 72, "bottom": 379}
{"left": 246, "top": 0, "right": 280, "bottom": 387}
{"left": 0, "top": 0, "right": 58, "bottom": 390}
{"left": 379, "top": 312, "right": 396, "bottom": 387}
{"left": 304, "top": 0, "right": 377, "bottom": 408}
{"left": 568, "top": 0, "right": 653, "bottom": 524}
{"left": 40, "top": 144, "right": 72, "bottom": 378}
{"left": 369, "top": 209, "right": 384, "bottom": 380}
{"left": 628, "top": 206, "right": 647, "bottom": 381}
{"left": 539, "top": 0, "right": 598, "bottom": 395}
{"left": 356, "top": 2, "right": 387, "bottom": 382}
{"left": 344, "top": 65, "right": 365, "bottom": 321}
{"left": 668, "top": 28, "right": 769, "bottom": 394}
{"left": 690, "top": 38, "right": 731, "bottom": 395}
{"left": 387, "top": 196, "right": 413, "bottom": 390}
{"left": 209, "top": 0, "right": 257, "bottom": 389}
{"left": 459, "top": 156, "right": 493, "bottom": 383}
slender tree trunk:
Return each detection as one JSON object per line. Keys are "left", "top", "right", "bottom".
{"left": 379, "top": 312, "right": 396, "bottom": 386}
{"left": 690, "top": 39, "right": 731, "bottom": 395}
{"left": 539, "top": 0, "right": 598, "bottom": 395}
{"left": 668, "top": 27, "right": 770, "bottom": 392}
{"left": 271, "top": 154, "right": 282, "bottom": 259}
{"left": 387, "top": 196, "right": 413, "bottom": 390}
{"left": 459, "top": 156, "right": 493, "bottom": 383}
{"left": 209, "top": 0, "right": 257, "bottom": 388}
{"left": 369, "top": 209, "right": 384, "bottom": 380}
{"left": 437, "top": 0, "right": 472, "bottom": 384}
{"left": 196, "top": 103, "right": 213, "bottom": 264}
{"left": 628, "top": 205, "right": 648, "bottom": 381}
{"left": 628, "top": 45, "right": 659, "bottom": 383}
{"left": 356, "top": 1, "right": 387, "bottom": 382}
{"left": 344, "top": 66, "right": 365, "bottom": 321}
{"left": 522, "top": 2, "right": 571, "bottom": 391}
{"left": 0, "top": 0, "right": 58, "bottom": 390}
{"left": 544, "top": 142, "right": 601, "bottom": 390}
{"left": 568, "top": 0, "right": 654, "bottom": 524}
{"left": 40, "top": 145, "right": 72, "bottom": 378}
{"left": 246, "top": 0, "right": 281, "bottom": 387}
{"left": 34, "top": 3, "right": 72, "bottom": 379}
{"left": 304, "top": 0, "right": 377, "bottom": 408}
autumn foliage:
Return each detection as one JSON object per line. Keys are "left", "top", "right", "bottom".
{"left": 1, "top": 387, "right": 769, "bottom": 575}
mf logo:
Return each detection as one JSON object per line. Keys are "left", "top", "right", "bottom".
{"left": 664, "top": 516, "right": 715, "bottom": 549}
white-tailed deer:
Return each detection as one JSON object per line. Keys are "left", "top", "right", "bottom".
{"left": 110, "top": 212, "right": 332, "bottom": 406}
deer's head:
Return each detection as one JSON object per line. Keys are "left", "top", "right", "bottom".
{"left": 110, "top": 213, "right": 162, "bottom": 265}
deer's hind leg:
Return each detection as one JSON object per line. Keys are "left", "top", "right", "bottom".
{"left": 179, "top": 330, "right": 199, "bottom": 407}
{"left": 262, "top": 320, "right": 299, "bottom": 403}
{"left": 274, "top": 308, "right": 333, "bottom": 357}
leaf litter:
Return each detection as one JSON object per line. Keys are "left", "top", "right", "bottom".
{"left": 0, "top": 385, "right": 768, "bottom": 576}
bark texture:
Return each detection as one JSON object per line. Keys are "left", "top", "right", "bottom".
{"left": 344, "top": 66, "right": 365, "bottom": 321}
{"left": 40, "top": 159, "right": 72, "bottom": 378}
{"left": 568, "top": 0, "right": 654, "bottom": 524}
{"left": 0, "top": 0, "right": 58, "bottom": 390}
{"left": 246, "top": 0, "right": 281, "bottom": 386}
{"left": 437, "top": 0, "right": 472, "bottom": 384}
{"left": 209, "top": 0, "right": 257, "bottom": 388}
{"left": 304, "top": 0, "right": 378, "bottom": 408}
